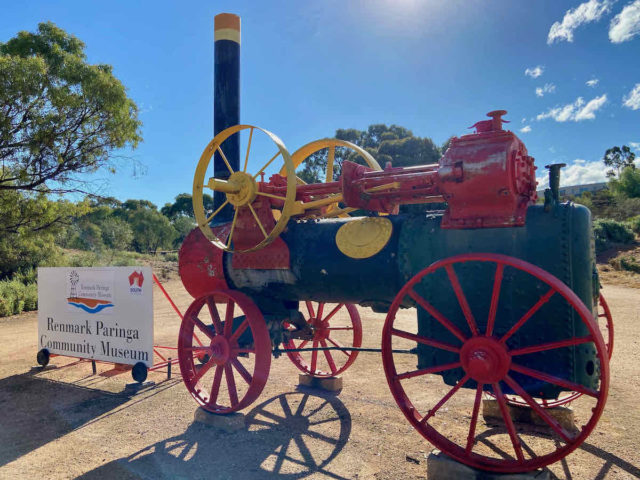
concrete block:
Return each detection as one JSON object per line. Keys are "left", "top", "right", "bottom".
{"left": 193, "top": 407, "right": 245, "bottom": 432}
{"left": 298, "top": 374, "right": 343, "bottom": 392}
{"left": 427, "top": 450, "right": 549, "bottom": 479}
{"left": 482, "top": 399, "right": 576, "bottom": 432}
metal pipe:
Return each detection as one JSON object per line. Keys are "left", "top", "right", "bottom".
{"left": 213, "top": 13, "right": 241, "bottom": 222}
{"left": 545, "top": 163, "right": 566, "bottom": 202}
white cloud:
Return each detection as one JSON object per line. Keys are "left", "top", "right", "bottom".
{"left": 586, "top": 78, "right": 599, "bottom": 87}
{"left": 609, "top": 0, "right": 640, "bottom": 42}
{"left": 525, "top": 65, "right": 544, "bottom": 78}
{"left": 536, "top": 94, "right": 607, "bottom": 122}
{"left": 622, "top": 83, "right": 640, "bottom": 109}
{"left": 520, "top": 126, "right": 532, "bottom": 133}
{"left": 535, "top": 83, "right": 557, "bottom": 97}
{"left": 521, "top": 117, "right": 527, "bottom": 123}
{"left": 548, "top": 0, "right": 614, "bottom": 44}
{"left": 630, "top": 141, "right": 640, "bottom": 151}
{"left": 536, "top": 159, "right": 608, "bottom": 189}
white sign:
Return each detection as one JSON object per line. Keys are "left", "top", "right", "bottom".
{"left": 38, "top": 267, "right": 154, "bottom": 366}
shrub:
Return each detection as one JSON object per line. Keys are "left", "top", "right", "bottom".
{"left": 0, "top": 279, "right": 37, "bottom": 317}
{"left": 593, "top": 219, "right": 635, "bottom": 253}
{"left": 627, "top": 216, "right": 640, "bottom": 236}
{"left": 609, "top": 255, "right": 640, "bottom": 274}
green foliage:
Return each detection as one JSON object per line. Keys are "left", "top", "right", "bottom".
{"left": 609, "top": 255, "right": 640, "bottom": 274}
{"left": 603, "top": 145, "right": 636, "bottom": 178}
{"left": 0, "top": 189, "right": 83, "bottom": 279}
{"left": 125, "top": 207, "right": 176, "bottom": 253}
{"left": 593, "top": 218, "right": 635, "bottom": 253}
{"left": 0, "top": 278, "right": 38, "bottom": 316}
{"left": 100, "top": 217, "right": 133, "bottom": 251}
{"left": 171, "top": 215, "right": 195, "bottom": 247}
{"left": 0, "top": 22, "right": 141, "bottom": 194}
{"left": 161, "top": 193, "right": 213, "bottom": 220}
{"left": 609, "top": 166, "right": 640, "bottom": 199}
{"left": 627, "top": 216, "right": 640, "bottom": 235}
{"left": 297, "top": 124, "right": 441, "bottom": 184}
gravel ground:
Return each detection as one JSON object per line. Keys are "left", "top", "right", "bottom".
{"left": 0, "top": 277, "right": 638, "bottom": 480}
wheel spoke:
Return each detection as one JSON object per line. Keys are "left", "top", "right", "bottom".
{"left": 317, "top": 303, "right": 325, "bottom": 320}
{"left": 256, "top": 191, "right": 287, "bottom": 201}
{"left": 217, "top": 146, "right": 234, "bottom": 174}
{"left": 326, "top": 145, "right": 335, "bottom": 182}
{"left": 253, "top": 151, "right": 282, "bottom": 179}
{"left": 233, "top": 347, "right": 255, "bottom": 354}
{"left": 225, "top": 364, "right": 239, "bottom": 405}
{"left": 492, "top": 382, "right": 525, "bottom": 463}
{"left": 306, "top": 301, "right": 315, "bottom": 318}
{"left": 226, "top": 208, "right": 239, "bottom": 249}
{"left": 192, "top": 358, "right": 215, "bottom": 385}
{"left": 465, "top": 383, "right": 484, "bottom": 455}
{"left": 209, "top": 365, "right": 224, "bottom": 405}
{"left": 510, "top": 335, "right": 593, "bottom": 356}
{"left": 326, "top": 337, "right": 351, "bottom": 357}
{"left": 396, "top": 361, "right": 461, "bottom": 381}
{"left": 510, "top": 363, "right": 599, "bottom": 397}
{"left": 310, "top": 340, "right": 319, "bottom": 372}
{"left": 248, "top": 204, "right": 268, "bottom": 238}
{"left": 204, "top": 199, "right": 229, "bottom": 224}
{"left": 298, "top": 339, "right": 309, "bottom": 350}
{"left": 503, "top": 375, "right": 576, "bottom": 443}
{"left": 224, "top": 299, "right": 235, "bottom": 337}
{"left": 231, "top": 358, "right": 253, "bottom": 385}
{"left": 486, "top": 263, "right": 504, "bottom": 336}
{"left": 391, "top": 328, "right": 461, "bottom": 353}
{"left": 408, "top": 289, "right": 467, "bottom": 342}
{"left": 320, "top": 340, "right": 337, "bottom": 375}
{"left": 191, "top": 315, "right": 215, "bottom": 340}
{"left": 445, "top": 265, "right": 479, "bottom": 336}
{"left": 500, "top": 288, "right": 555, "bottom": 344}
{"left": 322, "top": 303, "right": 344, "bottom": 324}
{"left": 229, "top": 319, "right": 249, "bottom": 343}
{"left": 243, "top": 127, "right": 253, "bottom": 173}
{"left": 421, "top": 374, "right": 470, "bottom": 424}
{"left": 206, "top": 297, "right": 223, "bottom": 334}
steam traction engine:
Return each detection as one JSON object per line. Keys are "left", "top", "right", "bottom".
{"left": 177, "top": 111, "right": 612, "bottom": 473}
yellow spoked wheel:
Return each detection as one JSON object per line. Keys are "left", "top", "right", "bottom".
{"left": 281, "top": 139, "right": 382, "bottom": 217}
{"left": 193, "top": 124, "right": 297, "bottom": 253}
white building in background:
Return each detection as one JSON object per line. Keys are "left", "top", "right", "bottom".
{"left": 537, "top": 182, "right": 608, "bottom": 197}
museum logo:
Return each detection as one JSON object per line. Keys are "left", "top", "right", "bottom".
{"left": 128, "top": 270, "right": 144, "bottom": 295}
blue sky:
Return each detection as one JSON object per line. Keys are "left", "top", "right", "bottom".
{"left": 2, "top": 0, "right": 640, "bottom": 206}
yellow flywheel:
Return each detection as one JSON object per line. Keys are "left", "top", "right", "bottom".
{"left": 280, "top": 139, "right": 382, "bottom": 217}
{"left": 192, "top": 124, "right": 297, "bottom": 253}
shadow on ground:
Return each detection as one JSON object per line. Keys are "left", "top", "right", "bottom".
{"left": 0, "top": 368, "right": 134, "bottom": 467}
{"left": 78, "top": 390, "right": 352, "bottom": 480}
{"left": 475, "top": 427, "right": 640, "bottom": 479}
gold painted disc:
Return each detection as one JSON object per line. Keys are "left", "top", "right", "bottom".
{"left": 335, "top": 217, "right": 393, "bottom": 259}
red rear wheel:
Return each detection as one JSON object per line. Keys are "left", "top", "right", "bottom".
{"left": 178, "top": 290, "right": 271, "bottom": 414}
{"left": 382, "top": 253, "right": 609, "bottom": 473}
{"left": 500, "top": 292, "right": 614, "bottom": 408}
{"left": 284, "top": 302, "right": 362, "bottom": 378}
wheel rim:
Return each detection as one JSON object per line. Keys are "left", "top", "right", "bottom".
{"left": 381, "top": 253, "right": 609, "bottom": 473}
{"left": 499, "top": 292, "right": 614, "bottom": 408}
{"left": 192, "top": 124, "right": 297, "bottom": 253}
{"left": 284, "top": 302, "right": 362, "bottom": 378}
{"left": 178, "top": 290, "right": 271, "bottom": 413}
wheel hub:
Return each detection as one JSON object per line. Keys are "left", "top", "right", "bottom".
{"left": 460, "top": 337, "right": 511, "bottom": 383}
{"left": 311, "top": 318, "right": 329, "bottom": 341}
{"left": 226, "top": 171, "right": 257, "bottom": 207}
{"left": 210, "top": 335, "right": 231, "bottom": 365}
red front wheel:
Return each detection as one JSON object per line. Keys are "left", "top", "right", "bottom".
{"left": 178, "top": 290, "right": 271, "bottom": 414}
{"left": 284, "top": 302, "right": 362, "bottom": 378}
{"left": 382, "top": 253, "right": 609, "bottom": 473}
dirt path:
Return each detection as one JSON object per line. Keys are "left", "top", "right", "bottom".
{"left": 0, "top": 280, "right": 638, "bottom": 479}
